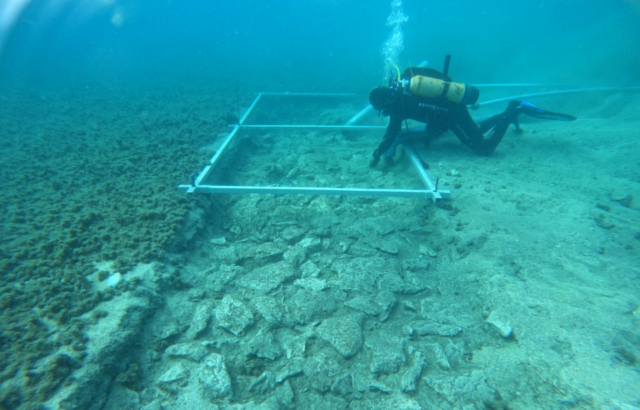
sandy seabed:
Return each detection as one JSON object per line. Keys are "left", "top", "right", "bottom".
{"left": 1, "top": 85, "right": 639, "bottom": 410}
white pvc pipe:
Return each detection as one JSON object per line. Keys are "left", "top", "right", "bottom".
{"left": 479, "top": 86, "right": 640, "bottom": 107}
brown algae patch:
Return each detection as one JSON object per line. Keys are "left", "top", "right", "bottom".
{"left": 0, "top": 85, "right": 228, "bottom": 406}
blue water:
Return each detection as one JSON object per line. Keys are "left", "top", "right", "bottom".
{"left": 2, "top": 0, "right": 639, "bottom": 93}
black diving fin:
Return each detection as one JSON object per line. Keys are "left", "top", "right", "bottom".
{"left": 513, "top": 100, "right": 577, "bottom": 122}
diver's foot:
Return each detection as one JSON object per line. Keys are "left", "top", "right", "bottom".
{"left": 508, "top": 100, "right": 577, "bottom": 122}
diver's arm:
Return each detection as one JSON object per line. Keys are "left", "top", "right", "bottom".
{"left": 372, "top": 115, "right": 403, "bottom": 160}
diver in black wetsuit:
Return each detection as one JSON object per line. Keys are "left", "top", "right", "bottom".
{"left": 369, "top": 57, "right": 576, "bottom": 167}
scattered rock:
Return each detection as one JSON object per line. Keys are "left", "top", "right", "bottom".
{"left": 294, "top": 277, "right": 329, "bottom": 292}
{"left": 425, "top": 371, "right": 496, "bottom": 407}
{"left": 237, "top": 262, "right": 296, "bottom": 293}
{"left": 331, "top": 373, "right": 354, "bottom": 397}
{"left": 594, "top": 214, "right": 616, "bottom": 230}
{"left": 276, "top": 357, "right": 304, "bottom": 383}
{"left": 249, "top": 371, "right": 276, "bottom": 394}
{"left": 376, "top": 290, "right": 396, "bottom": 321}
{"left": 419, "top": 244, "right": 438, "bottom": 258}
{"left": 281, "top": 227, "right": 305, "bottom": 243}
{"left": 366, "top": 332, "right": 406, "bottom": 375}
{"left": 280, "top": 330, "right": 308, "bottom": 360}
{"left": 158, "top": 363, "right": 189, "bottom": 393}
{"left": 251, "top": 295, "right": 285, "bottom": 327}
{"left": 275, "top": 380, "right": 295, "bottom": 407}
{"left": 300, "top": 260, "right": 321, "bottom": 278}
{"left": 214, "top": 247, "right": 239, "bottom": 265}
{"left": 165, "top": 343, "right": 209, "bottom": 362}
{"left": 303, "top": 354, "right": 342, "bottom": 393}
{"left": 140, "top": 399, "right": 162, "bottom": 410}
{"left": 486, "top": 310, "right": 513, "bottom": 338}
{"left": 345, "top": 295, "right": 383, "bottom": 316}
{"left": 412, "top": 321, "right": 463, "bottom": 337}
{"left": 287, "top": 289, "right": 336, "bottom": 325}
{"left": 187, "top": 288, "right": 206, "bottom": 302}
{"left": 284, "top": 245, "right": 307, "bottom": 267}
{"left": 245, "top": 328, "right": 282, "bottom": 360}
{"left": 210, "top": 237, "right": 227, "bottom": 245}
{"left": 253, "top": 242, "right": 286, "bottom": 264}
{"left": 401, "top": 351, "right": 425, "bottom": 392}
{"left": 403, "top": 258, "right": 430, "bottom": 272}
{"left": 188, "top": 300, "right": 214, "bottom": 338}
{"left": 207, "top": 264, "right": 242, "bottom": 293}
{"left": 611, "top": 193, "right": 633, "bottom": 208}
{"left": 317, "top": 315, "right": 364, "bottom": 358}
{"left": 377, "top": 271, "right": 408, "bottom": 294}
{"left": 299, "top": 237, "right": 323, "bottom": 253}
{"left": 420, "top": 300, "right": 474, "bottom": 327}
{"left": 430, "top": 343, "right": 451, "bottom": 370}
{"left": 215, "top": 296, "right": 254, "bottom": 336}
{"left": 158, "top": 323, "right": 183, "bottom": 341}
{"left": 198, "top": 353, "right": 232, "bottom": 400}
{"left": 366, "top": 237, "right": 399, "bottom": 254}
{"left": 330, "top": 257, "right": 378, "bottom": 293}
{"left": 368, "top": 381, "right": 393, "bottom": 393}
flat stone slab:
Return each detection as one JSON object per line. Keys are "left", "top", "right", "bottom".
{"left": 294, "top": 277, "right": 329, "bottom": 292}
{"left": 344, "top": 295, "right": 383, "bottom": 316}
{"left": 237, "top": 262, "right": 296, "bottom": 293}
{"left": 197, "top": 353, "right": 232, "bottom": 399}
{"left": 165, "top": 343, "right": 209, "bottom": 362}
{"left": 251, "top": 295, "right": 284, "bottom": 326}
{"left": 158, "top": 363, "right": 189, "bottom": 393}
{"left": 411, "top": 321, "right": 462, "bottom": 337}
{"left": 316, "top": 315, "right": 363, "bottom": 358}
{"left": 215, "top": 296, "right": 254, "bottom": 336}
{"left": 366, "top": 332, "right": 406, "bottom": 375}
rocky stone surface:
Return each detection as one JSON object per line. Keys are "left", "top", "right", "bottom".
{"left": 237, "top": 262, "right": 296, "bottom": 293}
{"left": 158, "top": 363, "right": 190, "bottom": 393}
{"left": 294, "top": 277, "right": 329, "bottom": 292}
{"left": 366, "top": 331, "right": 406, "bottom": 375}
{"left": 412, "top": 321, "right": 463, "bottom": 337}
{"left": 287, "top": 289, "right": 336, "bottom": 325}
{"left": 344, "top": 295, "right": 383, "bottom": 316}
{"left": 401, "top": 351, "right": 425, "bottom": 392}
{"left": 486, "top": 309, "right": 513, "bottom": 338}
{"left": 425, "top": 371, "right": 497, "bottom": 407}
{"left": 316, "top": 315, "right": 364, "bottom": 358}
{"left": 214, "top": 296, "right": 254, "bottom": 336}
{"left": 244, "top": 328, "right": 282, "bottom": 360}
{"left": 251, "top": 295, "right": 285, "bottom": 327}
{"left": 303, "top": 354, "right": 343, "bottom": 393}
{"left": 197, "top": 353, "right": 232, "bottom": 400}
{"left": 188, "top": 300, "right": 214, "bottom": 339}
{"left": 165, "top": 343, "right": 209, "bottom": 362}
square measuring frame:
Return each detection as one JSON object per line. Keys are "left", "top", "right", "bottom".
{"left": 178, "top": 92, "right": 450, "bottom": 202}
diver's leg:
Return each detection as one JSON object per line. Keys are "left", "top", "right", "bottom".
{"left": 452, "top": 108, "right": 514, "bottom": 156}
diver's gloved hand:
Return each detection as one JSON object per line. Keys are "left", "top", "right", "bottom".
{"left": 369, "top": 156, "right": 380, "bottom": 168}
{"left": 508, "top": 100, "right": 577, "bottom": 122}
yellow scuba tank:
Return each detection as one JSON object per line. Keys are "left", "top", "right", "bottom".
{"left": 407, "top": 55, "right": 479, "bottom": 105}
{"left": 409, "top": 75, "right": 479, "bottom": 105}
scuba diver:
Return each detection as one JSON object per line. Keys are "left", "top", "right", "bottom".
{"left": 369, "top": 55, "right": 577, "bottom": 167}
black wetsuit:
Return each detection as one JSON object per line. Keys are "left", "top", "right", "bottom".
{"left": 374, "top": 92, "right": 514, "bottom": 159}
